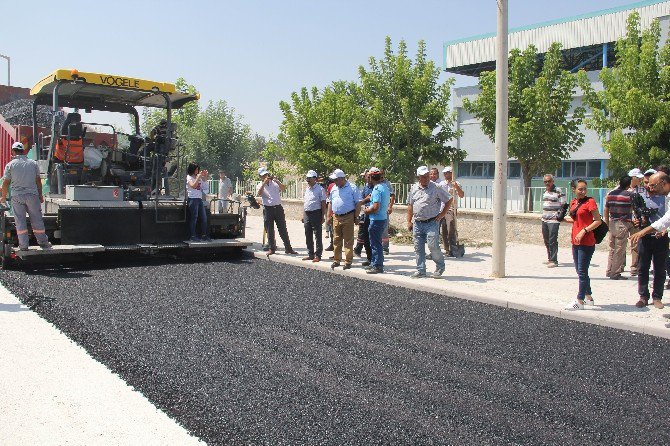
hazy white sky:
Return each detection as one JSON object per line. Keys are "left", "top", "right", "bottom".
{"left": 2, "top": 0, "right": 639, "bottom": 136}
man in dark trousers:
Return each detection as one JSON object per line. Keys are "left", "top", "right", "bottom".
{"left": 256, "top": 167, "right": 297, "bottom": 255}
{"left": 301, "top": 170, "right": 327, "bottom": 262}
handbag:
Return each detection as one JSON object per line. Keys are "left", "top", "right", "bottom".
{"left": 593, "top": 221, "right": 609, "bottom": 244}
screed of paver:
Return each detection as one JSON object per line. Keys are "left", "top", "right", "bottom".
{"left": 0, "top": 285, "right": 203, "bottom": 446}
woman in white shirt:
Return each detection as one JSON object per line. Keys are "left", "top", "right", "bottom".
{"left": 186, "top": 162, "right": 211, "bottom": 241}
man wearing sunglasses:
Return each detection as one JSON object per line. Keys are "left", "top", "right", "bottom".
{"left": 540, "top": 174, "right": 566, "bottom": 268}
{"left": 630, "top": 172, "right": 670, "bottom": 309}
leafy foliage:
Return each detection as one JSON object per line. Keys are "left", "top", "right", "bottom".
{"left": 464, "top": 43, "right": 585, "bottom": 192}
{"left": 579, "top": 12, "right": 670, "bottom": 173}
{"left": 277, "top": 38, "right": 463, "bottom": 182}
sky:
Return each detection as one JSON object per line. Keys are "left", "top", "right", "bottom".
{"left": 1, "top": 0, "right": 640, "bottom": 137}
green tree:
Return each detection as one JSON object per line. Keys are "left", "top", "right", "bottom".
{"left": 276, "top": 38, "right": 464, "bottom": 183}
{"left": 277, "top": 81, "right": 369, "bottom": 178}
{"left": 359, "top": 38, "right": 464, "bottom": 182}
{"left": 579, "top": 12, "right": 670, "bottom": 173}
{"left": 464, "top": 43, "right": 585, "bottom": 207}
{"left": 180, "top": 100, "right": 261, "bottom": 179}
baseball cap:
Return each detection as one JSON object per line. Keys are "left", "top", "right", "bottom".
{"left": 11, "top": 142, "right": 24, "bottom": 151}
{"left": 332, "top": 169, "right": 346, "bottom": 179}
{"left": 258, "top": 167, "right": 269, "bottom": 177}
{"left": 416, "top": 165, "right": 429, "bottom": 176}
{"left": 644, "top": 168, "right": 657, "bottom": 176}
{"left": 369, "top": 167, "right": 381, "bottom": 174}
{"left": 442, "top": 166, "right": 452, "bottom": 173}
{"left": 628, "top": 168, "right": 644, "bottom": 178}
{"left": 305, "top": 170, "right": 317, "bottom": 178}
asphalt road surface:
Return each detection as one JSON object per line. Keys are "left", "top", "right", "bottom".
{"left": 2, "top": 253, "right": 669, "bottom": 445}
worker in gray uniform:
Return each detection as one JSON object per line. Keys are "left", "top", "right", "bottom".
{"left": 0, "top": 142, "right": 51, "bottom": 250}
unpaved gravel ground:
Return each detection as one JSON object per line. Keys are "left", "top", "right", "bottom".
{"left": 2, "top": 253, "right": 669, "bottom": 445}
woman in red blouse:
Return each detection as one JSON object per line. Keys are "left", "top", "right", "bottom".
{"left": 563, "top": 179, "right": 603, "bottom": 310}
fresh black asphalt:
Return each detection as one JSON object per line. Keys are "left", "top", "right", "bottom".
{"left": 2, "top": 253, "right": 670, "bottom": 445}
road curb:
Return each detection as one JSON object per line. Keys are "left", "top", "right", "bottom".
{"left": 249, "top": 247, "right": 670, "bottom": 340}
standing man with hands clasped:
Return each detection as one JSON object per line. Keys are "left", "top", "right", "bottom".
{"left": 407, "top": 165, "right": 452, "bottom": 278}
{"left": 0, "top": 142, "right": 51, "bottom": 250}
{"left": 302, "top": 170, "right": 327, "bottom": 262}
{"left": 257, "top": 167, "right": 297, "bottom": 256}
{"left": 328, "top": 169, "right": 362, "bottom": 270}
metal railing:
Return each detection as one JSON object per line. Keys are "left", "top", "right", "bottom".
{"left": 207, "top": 179, "right": 611, "bottom": 213}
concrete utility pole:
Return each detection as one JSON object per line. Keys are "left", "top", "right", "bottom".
{"left": 492, "top": 0, "right": 508, "bottom": 278}
{"left": 0, "top": 54, "right": 9, "bottom": 86}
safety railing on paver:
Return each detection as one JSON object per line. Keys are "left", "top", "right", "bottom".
{"left": 208, "top": 179, "right": 611, "bottom": 213}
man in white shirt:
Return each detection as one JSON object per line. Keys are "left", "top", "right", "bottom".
{"left": 256, "top": 167, "right": 297, "bottom": 255}
{"left": 217, "top": 170, "right": 233, "bottom": 213}
{"left": 302, "top": 170, "right": 327, "bottom": 262}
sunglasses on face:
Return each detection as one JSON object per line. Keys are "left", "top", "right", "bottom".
{"left": 649, "top": 181, "right": 665, "bottom": 189}
{"left": 543, "top": 180, "right": 552, "bottom": 183}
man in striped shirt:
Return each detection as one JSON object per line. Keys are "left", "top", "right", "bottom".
{"left": 541, "top": 174, "right": 566, "bottom": 267}
{"left": 603, "top": 175, "right": 633, "bottom": 280}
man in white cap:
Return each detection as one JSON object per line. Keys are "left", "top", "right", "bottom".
{"left": 439, "top": 166, "right": 464, "bottom": 256}
{"left": 256, "top": 167, "right": 297, "bottom": 255}
{"left": 407, "top": 166, "right": 452, "bottom": 278}
{"left": 0, "top": 142, "right": 51, "bottom": 250}
{"left": 627, "top": 167, "right": 647, "bottom": 276}
{"left": 328, "top": 169, "right": 362, "bottom": 270}
{"left": 302, "top": 170, "right": 327, "bottom": 262}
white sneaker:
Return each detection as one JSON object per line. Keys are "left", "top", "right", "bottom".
{"left": 543, "top": 260, "right": 552, "bottom": 265}
{"left": 584, "top": 297, "right": 594, "bottom": 306}
{"left": 547, "top": 263, "right": 558, "bottom": 268}
{"left": 564, "top": 300, "right": 584, "bottom": 310}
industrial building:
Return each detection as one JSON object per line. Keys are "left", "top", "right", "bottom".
{"left": 444, "top": 0, "right": 670, "bottom": 192}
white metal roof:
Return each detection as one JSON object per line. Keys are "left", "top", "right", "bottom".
{"left": 444, "top": 0, "right": 670, "bottom": 72}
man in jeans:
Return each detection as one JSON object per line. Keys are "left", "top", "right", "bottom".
{"left": 363, "top": 167, "right": 390, "bottom": 274}
{"left": 0, "top": 142, "right": 51, "bottom": 250}
{"left": 603, "top": 175, "right": 633, "bottom": 280}
{"left": 407, "top": 166, "right": 453, "bottom": 278}
{"left": 540, "top": 174, "right": 566, "bottom": 268}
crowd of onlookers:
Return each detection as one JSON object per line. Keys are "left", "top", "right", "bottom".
{"left": 542, "top": 167, "right": 670, "bottom": 316}
{"left": 255, "top": 165, "right": 463, "bottom": 277}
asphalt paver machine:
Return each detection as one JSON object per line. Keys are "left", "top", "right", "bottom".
{"left": 0, "top": 69, "right": 251, "bottom": 268}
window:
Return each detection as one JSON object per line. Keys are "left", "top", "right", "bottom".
{"left": 508, "top": 162, "right": 521, "bottom": 178}
{"left": 588, "top": 161, "right": 602, "bottom": 178}
{"left": 556, "top": 160, "right": 602, "bottom": 178}
{"left": 471, "top": 162, "right": 485, "bottom": 177}
{"left": 573, "top": 161, "right": 587, "bottom": 178}
{"left": 457, "top": 163, "right": 469, "bottom": 177}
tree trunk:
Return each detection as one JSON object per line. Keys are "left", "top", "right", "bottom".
{"left": 522, "top": 167, "right": 533, "bottom": 213}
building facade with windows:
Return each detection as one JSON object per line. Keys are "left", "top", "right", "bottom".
{"left": 445, "top": 0, "right": 670, "bottom": 191}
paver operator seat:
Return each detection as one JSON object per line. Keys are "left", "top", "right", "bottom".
{"left": 54, "top": 112, "right": 85, "bottom": 164}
